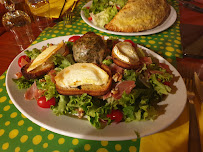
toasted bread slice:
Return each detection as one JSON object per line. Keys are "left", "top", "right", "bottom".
{"left": 27, "top": 41, "right": 65, "bottom": 72}
{"left": 55, "top": 63, "right": 112, "bottom": 96}
{"left": 105, "top": 0, "right": 170, "bottom": 32}
{"left": 21, "top": 60, "right": 55, "bottom": 80}
{"left": 21, "top": 41, "right": 67, "bottom": 80}
{"left": 112, "top": 42, "right": 140, "bottom": 69}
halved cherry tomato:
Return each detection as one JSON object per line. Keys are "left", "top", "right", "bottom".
{"left": 37, "top": 96, "right": 56, "bottom": 108}
{"left": 124, "top": 39, "right": 136, "bottom": 48}
{"left": 18, "top": 55, "right": 30, "bottom": 68}
{"left": 107, "top": 109, "right": 123, "bottom": 123}
{"left": 68, "top": 36, "right": 81, "bottom": 42}
{"left": 88, "top": 16, "right": 92, "bottom": 21}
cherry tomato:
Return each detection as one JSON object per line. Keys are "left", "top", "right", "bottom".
{"left": 68, "top": 36, "right": 81, "bottom": 42}
{"left": 86, "top": 7, "right": 90, "bottom": 9}
{"left": 124, "top": 40, "right": 136, "bottom": 48}
{"left": 37, "top": 96, "right": 56, "bottom": 108}
{"left": 18, "top": 55, "right": 30, "bottom": 68}
{"left": 116, "top": 5, "right": 120, "bottom": 10}
{"left": 88, "top": 16, "right": 92, "bottom": 21}
{"left": 107, "top": 109, "right": 123, "bottom": 123}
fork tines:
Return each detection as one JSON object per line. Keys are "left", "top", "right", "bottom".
{"left": 64, "top": 0, "right": 78, "bottom": 25}
{"left": 177, "top": 62, "right": 195, "bottom": 103}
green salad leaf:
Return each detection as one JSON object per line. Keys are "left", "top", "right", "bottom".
{"left": 12, "top": 76, "right": 35, "bottom": 89}
{"left": 37, "top": 75, "right": 58, "bottom": 100}
{"left": 24, "top": 48, "right": 41, "bottom": 60}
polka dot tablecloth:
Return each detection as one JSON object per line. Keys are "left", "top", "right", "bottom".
{"left": 0, "top": 0, "right": 183, "bottom": 151}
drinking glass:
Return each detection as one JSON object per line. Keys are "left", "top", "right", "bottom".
{"left": 2, "top": 9, "right": 35, "bottom": 51}
{"left": 26, "top": 0, "right": 52, "bottom": 31}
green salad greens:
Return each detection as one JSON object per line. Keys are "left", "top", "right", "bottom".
{"left": 83, "top": 0, "right": 127, "bottom": 28}
{"left": 13, "top": 37, "right": 174, "bottom": 129}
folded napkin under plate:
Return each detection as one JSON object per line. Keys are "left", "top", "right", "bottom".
{"left": 29, "top": 0, "right": 76, "bottom": 18}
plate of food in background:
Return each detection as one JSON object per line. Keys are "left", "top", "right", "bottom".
{"left": 81, "top": 0, "right": 177, "bottom": 36}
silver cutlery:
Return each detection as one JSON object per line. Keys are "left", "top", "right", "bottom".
{"left": 194, "top": 72, "right": 203, "bottom": 102}
{"left": 177, "top": 63, "right": 202, "bottom": 152}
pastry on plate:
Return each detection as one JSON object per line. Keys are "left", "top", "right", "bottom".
{"left": 104, "top": 0, "right": 170, "bottom": 32}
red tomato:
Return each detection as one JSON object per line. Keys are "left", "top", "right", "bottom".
{"left": 37, "top": 96, "right": 56, "bottom": 108}
{"left": 116, "top": 5, "right": 120, "bottom": 10}
{"left": 68, "top": 36, "right": 81, "bottom": 42}
{"left": 124, "top": 40, "right": 136, "bottom": 48}
{"left": 107, "top": 109, "right": 123, "bottom": 123}
{"left": 18, "top": 55, "right": 30, "bottom": 68}
{"left": 88, "top": 16, "right": 92, "bottom": 21}
{"left": 86, "top": 7, "right": 90, "bottom": 9}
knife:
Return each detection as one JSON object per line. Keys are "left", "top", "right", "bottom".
{"left": 194, "top": 72, "right": 203, "bottom": 101}
{"left": 178, "top": 0, "right": 203, "bottom": 13}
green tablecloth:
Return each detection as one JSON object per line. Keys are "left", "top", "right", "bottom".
{"left": 0, "top": 0, "right": 182, "bottom": 151}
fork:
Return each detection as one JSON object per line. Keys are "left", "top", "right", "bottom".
{"left": 178, "top": 63, "right": 202, "bottom": 152}
{"left": 63, "top": 0, "right": 78, "bottom": 25}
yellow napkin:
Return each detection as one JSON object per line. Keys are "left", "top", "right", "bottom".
{"left": 140, "top": 98, "right": 203, "bottom": 152}
{"left": 26, "top": 0, "right": 76, "bottom": 18}
{"left": 50, "top": 0, "right": 76, "bottom": 18}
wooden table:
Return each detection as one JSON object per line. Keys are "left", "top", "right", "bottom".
{"left": 0, "top": 22, "right": 56, "bottom": 75}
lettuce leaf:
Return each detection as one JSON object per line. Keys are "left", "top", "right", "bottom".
{"left": 150, "top": 74, "right": 171, "bottom": 95}
{"left": 51, "top": 95, "right": 68, "bottom": 115}
{"left": 37, "top": 75, "right": 58, "bottom": 100}
{"left": 24, "top": 48, "right": 41, "bottom": 60}
{"left": 12, "top": 76, "right": 35, "bottom": 89}
{"left": 53, "top": 54, "right": 75, "bottom": 70}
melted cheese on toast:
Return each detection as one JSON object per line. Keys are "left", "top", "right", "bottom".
{"left": 55, "top": 63, "right": 109, "bottom": 88}
{"left": 113, "top": 42, "right": 139, "bottom": 64}
{"left": 27, "top": 41, "right": 65, "bottom": 72}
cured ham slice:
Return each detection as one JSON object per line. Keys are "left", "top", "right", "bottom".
{"left": 15, "top": 72, "right": 22, "bottom": 79}
{"left": 140, "top": 57, "right": 152, "bottom": 64}
{"left": 112, "top": 80, "right": 136, "bottom": 99}
{"left": 109, "top": 63, "right": 124, "bottom": 75}
{"left": 24, "top": 82, "right": 44, "bottom": 100}
{"left": 48, "top": 69, "right": 57, "bottom": 83}
{"left": 159, "top": 63, "right": 171, "bottom": 73}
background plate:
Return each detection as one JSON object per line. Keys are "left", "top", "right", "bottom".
{"left": 6, "top": 35, "right": 187, "bottom": 141}
{"left": 81, "top": 1, "right": 177, "bottom": 36}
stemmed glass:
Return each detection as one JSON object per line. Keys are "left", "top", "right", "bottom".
{"left": 2, "top": 0, "right": 35, "bottom": 51}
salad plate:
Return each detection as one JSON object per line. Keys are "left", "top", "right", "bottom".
{"left": 6, "top": 35, "right": 187, "bottom": 141}
{"left": 81, "top": 1, "right": 177, "bottom": 36}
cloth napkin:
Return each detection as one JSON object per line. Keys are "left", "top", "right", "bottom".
{"left": 27, "top": 0, "right": 76, "bottom": 18}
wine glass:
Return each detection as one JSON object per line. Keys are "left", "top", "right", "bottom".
{"left": 2, "top": 0, "right": 35, "bottom": 51}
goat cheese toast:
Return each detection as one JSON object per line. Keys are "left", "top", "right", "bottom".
{"left": 13, "top": 32, "right": 175, "bottom": 129}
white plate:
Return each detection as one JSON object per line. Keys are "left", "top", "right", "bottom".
{"left": 6, "top": 35, "right": 187, "bottom": 141}
{"left": 81, "top": 1, "right": 177, "bottom": 36}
